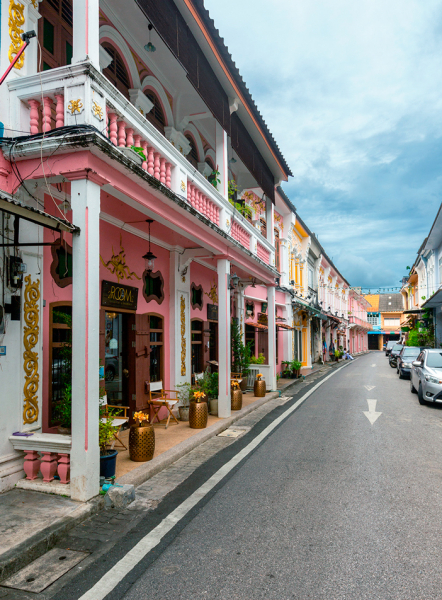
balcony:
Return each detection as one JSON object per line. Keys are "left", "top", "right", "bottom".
{"left": 7, "top": 62, "right": 275, "bottom": 268}
{"left": 349, "top": 316, "right": 373, "bottom": 331}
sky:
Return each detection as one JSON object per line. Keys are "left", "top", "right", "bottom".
{"left": 204, "top": 0, "right": 442, "bottom": 290}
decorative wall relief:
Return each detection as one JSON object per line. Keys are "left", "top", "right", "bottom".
{"left": 191, "top": 283, "right": 203, "bottom": 310}
{"left": 142, "top": 270, "right": 164, "bottom": 304}
{"left": 100, "top": 234, "right": 141, "bottom": 283}
{"left": 180, "top": 294, "right": 186, "bottom": 376}
{"left": 23, "top": 275, "right": 40, "bottom": 424}
{"left": 204, "top": 280, "right": 218, "bottom": 305}
{"left": 92, "top": 100, "right": 104, "bottom": 121}
{"left": 67, "top": 99, "right": 84, "bottom": 115}
{"left": 50, "top": 238, "right": 73, "bottom": 288}
{"left": 8, "top": 0, "right": 25, "bottom": 70}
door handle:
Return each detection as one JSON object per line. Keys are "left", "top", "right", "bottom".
{"left": 123, "top": 369, "right": 129, "bottom": 378}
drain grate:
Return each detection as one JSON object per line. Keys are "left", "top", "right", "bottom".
{"left": 1, "top": 548, "right": 89, "bottom": 593}
{"left": 217, "top": 426, "right": 250, "bottom": 438}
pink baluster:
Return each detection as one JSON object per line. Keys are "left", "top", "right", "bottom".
{"left": 216, "top": 207, "right": 220, "bottom": 226}
{"left": 141, "top": 140, "right": 148, "bottom": 171}
{"left": 117, "top": 121, "right": 126, "bottom": 147}
{"left": 160, "top": 157, "right": 166, "bottom": 184}
{"left": 23, "top": 450, "right": 41, "bottom": 480}
{"left": 42, "top": 97, "right": 53, "bottom": 133}
{"left": 154, "top": 152, "right": 161, "bottom": 179}
{"left": 54, "top": 94, "right": 64, "bottom": 129}
{"left": 194, "top": 189, "right": 199, "bottom": 211}
{"left": 165, "top": 162, "right": 172, "bottom": 188}
{"left": 190, "top": 184, "right": 195, "bottom": 207}
{"left": 202, "top": 195, "right": 207, "bottom": 217}
{"left": 109, "top": 113, "right": 118, "bottom": 145}
{"left": 133, "top": 134, "right": 141, "bottom": 148}
{"left": 187, "top": 183, "right": 192, "bottom": 203}
{"left": 28, "top": 99, "right": 40, "bottom": 135}
{"left": 126, "top": 127, "right": 134, "bottom": 148}
{"left": 40, "top": 452, "right": 58, "bottom": 482}
{"left": 147, "top": 147, "right": 155, "bottom": 175}
{"left": 57, "top": 454, "right": 70, "bottom": 484}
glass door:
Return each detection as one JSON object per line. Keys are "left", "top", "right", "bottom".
{"left": 104, "top": 312, "right": 124, "bottom": 404}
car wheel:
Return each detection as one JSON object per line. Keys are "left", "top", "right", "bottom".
{"left": 418, "top": 384, "right": 426, "bottom": 405}
{"left": 410, "top": 379, "right": 417, "bottom": 394}
{"left": 390, "top": 361, "right": 396, "bottom": 368}
{"left": 105, "top": 366, "right": 115, "bottom": 382}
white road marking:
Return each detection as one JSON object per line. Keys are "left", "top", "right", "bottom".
{"left": 364, "top": 385, "right": 375, "bottom": 391}
{"left": 371, "top": 364, "right": 377, "bottom": 367}
{"left": 363, "top": 399, "right": 382, "bottom": 424}
{"left": 78, "top": 364, "right": 350, "bottom": 600}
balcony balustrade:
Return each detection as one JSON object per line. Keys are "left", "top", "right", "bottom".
{"left": 7, "top": 62, "right": 274, "bottom": 267}
{"left": 349, "top": 315, "right": 372, "bottom": 330}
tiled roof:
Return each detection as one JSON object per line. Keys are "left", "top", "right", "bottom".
{"left": 364, "top": 294, "right": 379, "bottom": 312}
{"left": 379, "top": 293, "right": 403, "bottom": 313}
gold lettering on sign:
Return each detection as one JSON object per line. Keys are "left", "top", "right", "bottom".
{"left": 108, "top": 286, "right": 133, "bottom": 303}
{"left": 8, "top": 1, "right": 25, "bottom": 70}
{"left": 100, "top": 234, "right": 141, "bottom": 283}
{"left": 180, "top": 295, "right": 186, "bottom": 376}
{"left": 23, "top": 275, "right": 40, "bottom": 424}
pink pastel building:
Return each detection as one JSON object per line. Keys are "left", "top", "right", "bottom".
{"left": 0, "top": 0, "right": 292, "bottom": 498}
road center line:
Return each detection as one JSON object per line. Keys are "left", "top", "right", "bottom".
{"left": 78, "top": 363, "right": 350, "bottom": 600}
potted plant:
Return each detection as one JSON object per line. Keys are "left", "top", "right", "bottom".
{"left": 99, "top": 407, "right": 118, "bottom": 478}
{"left": 189, "top": 390, "right": 208, "bottom": 429}
{"left": 254, "top": 373, "right": 266, "bottom": 397}
{"left": 129, "top": 411, "right": 155, "bottom": 462}
{"left": 176, "top": 382, "right": 191, "bottom": 421}
{"left": 231, "top": 380, "right": 242, "bottom": 410}
{"left": 291, "top": 360, "right": 302, "bottom": 378}
{"left": 207, "top": 372, "right": 219, "bottom": 415}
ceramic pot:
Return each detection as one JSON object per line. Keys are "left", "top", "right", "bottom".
{"left": 239, "top": 377, "right": 247, "bottom": 392}
{"left": 100, "top": 450, "right": 118, "bottom": 478}
{"left": 179, "top": 406, "right": 190, "bottom": 421}
{"left": 129, "top": 423, "right": 155, "bottom": 462}
{"left": 189, "top": 401, "right": 208, "bottom": 429}
{"left": 254, "top": 379, "right": 266, "bottom": 397}
{"left": 209, "top": 399, "right": 218, "bottom": 416}
{"left": 231, "top": 389, "right": 243, "bottom": 410}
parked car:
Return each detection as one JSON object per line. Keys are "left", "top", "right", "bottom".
{"left": 385, "top": 340, "right": 396, "bottom": 356}
{"left": 389, "top": 343, "right": 404, "bottom": 368}
{"left": 410, "top": 349, "right": 442, "bottom": 405}
{"left": 396, "top": 346, "right": 424, "bottom": 379}
{"left": 105, "top": 353, "right": 119, "bottom": 381}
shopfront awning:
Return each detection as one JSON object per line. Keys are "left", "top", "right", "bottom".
{"left": 247, "top": 322, "right": 268, "bottom": 331}
{"left": 276, "top": 323, "right": 294, "bottom": 330}
{"left": 421, "top": 289, "right": 442, "bottom": 309}
{"left": 0, "top": 192, "right": 79, "bottom": 234}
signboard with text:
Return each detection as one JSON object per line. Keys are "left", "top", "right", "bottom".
{"left": 101, "top": 280, "right": 138, "bottom": 311}
{"left": 207, "top": 303, "right": 218, "bottom": 321}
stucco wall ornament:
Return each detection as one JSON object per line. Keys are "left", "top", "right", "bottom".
{"left": 8, "top": 0, "right": 25, "bottom": 69}
{"left": 204, "top": 280, "right": 218, "bottom": 305}
{"left": 92, "top": 100, "right": 104, "bottom": 121}
{"left": 67, "top": 99, "right": 84, "bottom": 115}
{"left": 100, "top": 234, "right": 141, "bottom": 282}
{"left": 23, "top": 275, "right": 40, "bottom": 424}
{"left": 180, "top": 295, "right": 186, "bottom": 376}
{"left": 180, "top": 181, "right": 186, "bottom": 193}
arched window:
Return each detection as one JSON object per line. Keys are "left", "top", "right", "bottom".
{"left": 144, "top": 90, "right": 166, "bottom": 135}
{"left": 102, "top": 43, "right": 131, "bottom": 100}
{"left": 186, "top": 135, "right": 199, "bottom": 168}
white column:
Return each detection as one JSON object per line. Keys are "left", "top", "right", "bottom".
{"left": 236, "top": 288, "right": 245, "bottom": 344}
{"left": 169, "top": 250, "right": 191, "bottom": 389}
{"left": 267, "top": 285, "right": 277, "bottom": 390}
{"left": 73, "top": 0, "right": 100, "bottom": 67}
{"left": 70, "top": 178, "right": 100, "bottom": 502}
{"left": 215, "top": 122, "right": 228, "bottom": 201}
{"left": 217, "top": 258, "right": 231, "bottom": 418}
{"left": 279, "top": 238, "right": 289, "bottom": 285}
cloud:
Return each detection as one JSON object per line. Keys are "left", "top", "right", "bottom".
{"left": 205, "top": 0, "right": 442, "bottom": 287}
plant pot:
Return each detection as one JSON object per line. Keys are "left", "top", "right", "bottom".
{"left": 231, "top": 389, "right": 243, "bottom": 410}
{"left": 239, "top": 378, "right": 247, "bottom": 392}
{"left": 254, "top": 379, "right": 266, "bottom": 397}
{"left": 57, "top": 426, "right": 71, "bottom": 435}
{"left": 189, "top": 401, "right": 208, "bottom": 429}
{"left": 179, "top": 406, "right": 190, "bottom": 421}
{"left": 129, "top": 424, "right": 155, "bottom": 462}
{"left": 100, "top": 450, "right": 118, "bottom": 478}
{"left": 209, "top": 399, "right": 218, "bottom": 416}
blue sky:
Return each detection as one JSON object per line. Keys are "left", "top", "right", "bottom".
{"left": 205, "top": 0, "right": 442, "bottom": 289}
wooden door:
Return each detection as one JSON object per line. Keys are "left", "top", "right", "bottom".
{"left": 134, "top": 313, "right": 150, "bottom": 411}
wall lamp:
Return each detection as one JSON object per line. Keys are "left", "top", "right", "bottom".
{"left": 144, "top": 24, "right": 156, "bottom": 52}
{"left": 142, "top": 219, "right": 156, "bottom": 272}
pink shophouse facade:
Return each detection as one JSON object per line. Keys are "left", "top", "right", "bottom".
{"left": 0, "top": 0, "right": 292, "bottom": 499}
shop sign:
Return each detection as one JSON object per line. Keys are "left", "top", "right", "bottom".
{"left": 258, "top": 312, "right": 268, "bottom": 326}
{"left": 207, "top": 303, "right": 218, "bottom": 321}
{"left": 101, "top": 280, "right": 138, "bottom": 311}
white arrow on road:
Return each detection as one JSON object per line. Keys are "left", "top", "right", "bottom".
{"left": 363, "top": 399, "right": 382, "bottom": 424}
{"left": 364, "top": 385, "right": 375, "bottom": 391}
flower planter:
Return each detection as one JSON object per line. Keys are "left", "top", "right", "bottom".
{"left": 209, "top": 399, "right": 218, "bottom": 416}
{"left": 129, "top": 423, "right": 155, "bottom": 462}
{"left": 254, "top": 379, "right": 266, "bottom": 397}
{"left": 231, "top": 389, "right": 243, "bottom": 410}
{"left": 179, "top": 406, "right": 190, "bottom": 421}
{"left": 189, "top": 401, "right": 208, "bottom": 429}
{"left": 100, "top": 450, "right": 118, "bottom": 478}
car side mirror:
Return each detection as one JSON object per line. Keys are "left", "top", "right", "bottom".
{"left": 412, "top": 361, "right": 422, "bottom": 367}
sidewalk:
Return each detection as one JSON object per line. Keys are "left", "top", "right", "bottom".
{"left": 0, "top": 358, "right": 363, "bottom": 583}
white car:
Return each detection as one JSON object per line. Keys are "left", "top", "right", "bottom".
{"left": 410, "top": 349, "right": 442, "bottom": 405}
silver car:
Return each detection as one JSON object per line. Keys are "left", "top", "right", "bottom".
{"left": 410, "top": 349, "right": 442, "bottom": 405}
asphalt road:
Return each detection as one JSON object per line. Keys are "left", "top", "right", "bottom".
{"left": 118, "top": 352, "right": 442, "bottom": 600}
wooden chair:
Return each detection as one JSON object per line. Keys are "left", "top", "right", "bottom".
{"left": 99, "top": 397, "right": 130, "bottom": 450}
{"left": 148, "top": 381, "right": 180, "bottom": 428}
